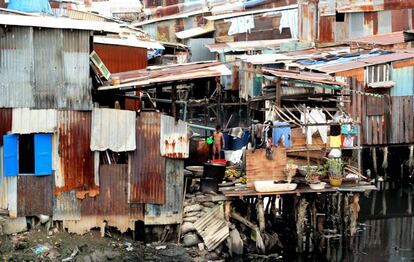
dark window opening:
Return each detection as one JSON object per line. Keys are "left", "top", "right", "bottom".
{"left": 100, "top": 150, "right": 128, "bottom": 165}
{"left": 336, "top": 11, "right": 345, "bottom": 22}
{"left": 19, "top": 134, "right": 35, "bottom": 174}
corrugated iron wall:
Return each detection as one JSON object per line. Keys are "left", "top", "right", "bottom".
{"left": 53, "top": 191, "right": 81, "bottom": 221}
{"left": 0, "top": 26, "right": 92, "bottom": 110}
{"left": 93, "top": 44, "right": 147, "bottom": 73}
{"left": 57, "top": 111, "right": 95, "bottom": 193}
{"left": 0, "top": 108, "right": 12, "bottom": 146}
{"left": 390, "top": 96, "right": 414, "bottom": 144}
{"left": 130, "top": 112, "right": 166, "bottom": 204}
{"left": 145, "top": 159, "right": 184, "bottom": 225}
{"left": 17, "top": 175, "right": 54, "bottom": 216}
{"left": 81, "top": 164, "right": 129, "bottom": 217}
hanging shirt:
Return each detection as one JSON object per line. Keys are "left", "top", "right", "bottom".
{"left": 300, "top": 109, "right": 328, "bottom": 145}
{"left": 272, "top": 122, "right": 291, "bottom": 148}
{"left": 330, "top": 135, "right": 342, "bottom": 148}
{"left": 343, "top": 135, "right": 354, "bottom": 148}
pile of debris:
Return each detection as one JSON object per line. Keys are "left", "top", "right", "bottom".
{"left": 181, "top": 192, "right": 283, "bottom": 261}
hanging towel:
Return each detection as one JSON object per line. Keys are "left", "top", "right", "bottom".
{"left": 329, "top": 135, "right": 342, "bottom": 148}
{"left": 343, "top": 135, "right": 354, "bottom": 148}
{"left": 272, "top": 122, "right": 291, "bottom": 148}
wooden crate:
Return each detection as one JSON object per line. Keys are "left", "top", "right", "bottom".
{"left": 246, "top": 148, "right": 287, "bottom": 188}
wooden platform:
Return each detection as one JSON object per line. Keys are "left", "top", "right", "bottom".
{"left": 223, "top": 185, "right": 377, "bottom": 198}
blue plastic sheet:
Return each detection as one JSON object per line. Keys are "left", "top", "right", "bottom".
{"left": 8, "top": 0, "right": 52, "bottom": 14}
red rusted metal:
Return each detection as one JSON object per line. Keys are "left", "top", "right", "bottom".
{"left": 392, "top": 9, "right": 410, "bottom": 32}
{"left": 93, "top": 44, "right": 147, "bottom": 74}
{"left": 17, "top": 175, "right": 54, "bottom": 216}
{"left": 130, "top": 112, "right": 166, "bottom": 204}
{"left": 0, "top": 108, "right": 12, "bottom": 146}
{"left": 81, "top": 164, "right": 129, "bottom": 216}
{"left": 349, "top": 31, "right": 405, "bottom": 46}
{"left": 318, "top": 15, "right": 335, "bottom": 43}
{"left": 57, "top": 111, "right": 95, "bottom": 194}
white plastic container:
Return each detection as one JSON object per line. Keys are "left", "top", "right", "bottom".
{"left": 254, "top": 181, "right": 297, "bottom": 192}
{"left": 309, "top": 182, "right": 326, "bottom": 190}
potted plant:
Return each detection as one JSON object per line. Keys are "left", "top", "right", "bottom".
{"left": 326, "top": 158, "right": 344, "bottom": 186}
{"left": 285, "top": 160, "right": 298, "bottom": 183}
{"left": 305, "top": 166, "right": 320, "bottom": 183}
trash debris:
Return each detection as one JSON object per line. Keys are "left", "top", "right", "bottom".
{"left": 34, "top": 244, "right": 50, "bottom": 255}
{"left": 155, "top": 245, "right": 167, "bottom": 250}
{"left": 125, "top": 241, "right": 133, "bottom": 251}
{"left": 38, "top": 215, "right": 50, "bottom": 224}
{"left": 61, "top": 247, "right": 79, "bottom": 262}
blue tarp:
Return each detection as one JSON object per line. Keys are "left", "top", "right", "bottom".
{"left": 8, "top": 0, "right": 52, "bottom": 14}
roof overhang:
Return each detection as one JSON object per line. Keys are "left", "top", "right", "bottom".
{"left": 0, "top": 13, "right": 120, "bottom": 33}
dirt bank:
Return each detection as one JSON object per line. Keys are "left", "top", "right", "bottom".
{"left": 0, "top": 229, "right": 195, "bottom": 262}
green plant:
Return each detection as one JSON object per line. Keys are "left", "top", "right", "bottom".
{"left": 326, "top": 159, "right": 344, "bottom": 179}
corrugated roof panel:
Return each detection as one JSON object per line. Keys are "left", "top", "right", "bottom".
{"left": 17, "top": 175, "right": 54, "bottom": 216}
{"left": 11, "top": 108, "right": 57, "bottom": 134}
{"left": 57, "top": 110, "right": 96, "bottom": 193}
{"left": 160, "top": 115, "right": 189, "bottom": 159}
{"left": 0, "top": 108, "right": 12, "bottom": 146}
{"left": 130, "top": 112, "right": 166, "bottom": 204}
{"left": 0, "top": 26, "right": 35, "bottom": 108}
{"left": 90, "top": 108, "right": 136, "bottom": 152}
{"left": 349, "top": 31, "right": 404, "bottom": 45}
{"left": 145, "top": 159, "right": 184, "bottom": 225}
{"left": 53, "top": 191, "right": 81, "bottom": 221}
{"left": 0, "top": 147, "right": 18, "bottom": 217}
{"left": 0, "top": 26, "right": 92, "bottom": 110}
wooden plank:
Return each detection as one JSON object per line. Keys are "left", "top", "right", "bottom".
{"left": 245, "top": 148, "right": 287, "bottom": 188}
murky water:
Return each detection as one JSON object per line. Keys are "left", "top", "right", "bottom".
{"left": 297, "top": 182, "right": 414, "bottom": 262}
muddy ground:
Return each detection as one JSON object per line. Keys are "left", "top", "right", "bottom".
{"left": 0, "top": 229, "right": 198, "bottom": 262}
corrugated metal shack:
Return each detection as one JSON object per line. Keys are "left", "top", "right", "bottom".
{"left": 239, "top": 48, "right": 414, "bottom": 147}
{"left": 299, "top": 0, "right": 414, "bottom": 45}
{"left": 0, "top": 13, "right": 193, "bottom": 235}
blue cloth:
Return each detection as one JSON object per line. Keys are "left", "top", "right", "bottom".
{"left": 272, "top": 122, "right": 291, "bottom": 148}
{"left": 8, "top": 0, "right": 52, "bottom": 14}
{"left": 341, "top": 124, "right": 357, "bottom": 135}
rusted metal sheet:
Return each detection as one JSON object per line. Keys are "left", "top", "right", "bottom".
{"left": 81, "top": 164, "right": 129, "bottom": 217}
{"left": 390, "top": 96, "right": 414, "bottom": 144}
{"left": 391, "top": 9, "right": 410, "bottom": 32}
{"left": 64, "top": 164, "right": 133, "bottom": 234}
{"left": 160, "top": 115, "right": 189, "bottom": 159}
{"left": 57, "top": 111, "right": 95, "bottom": 194}
{"left": 299, "top": 1, "right": 316, "bottom": 43}
{"left": 130, "top": 112, "right": 166, "bottom": 204}
{"left": 53, "top": 191, "right": 81, "bottom": 221}
{"left": 93, "top": 43, "right": 147, "bottom": 74}
{"left": 318, "top": 15, "right": 335, "bottom": 43}
{"left": 17, "top": 175, "right": 54, "bottom": 216}
{"left": 129, "top": 203, "right": 145, "bottom": 221}
{"left": 145, "top": 159, "right": 184, "bottom": 225}
{"left": 0, "top": 108, "right": 12, "bottom": 146}
{"left": 349, "top": 31, "right": 405, "bottom": 46}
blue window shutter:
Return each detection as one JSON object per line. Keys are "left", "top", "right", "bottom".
{"left": 3, "top": 134, "right": 19, "bottom": 177}
{"left": 34, "top": 134, "right": 52, "bottom": 176}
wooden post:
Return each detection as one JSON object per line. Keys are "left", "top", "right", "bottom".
{"left": 275, "top": 77, "right": 281, "bottom": 109}
{"left": 171, "top": 84, "right": 177, "bottom": 121}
